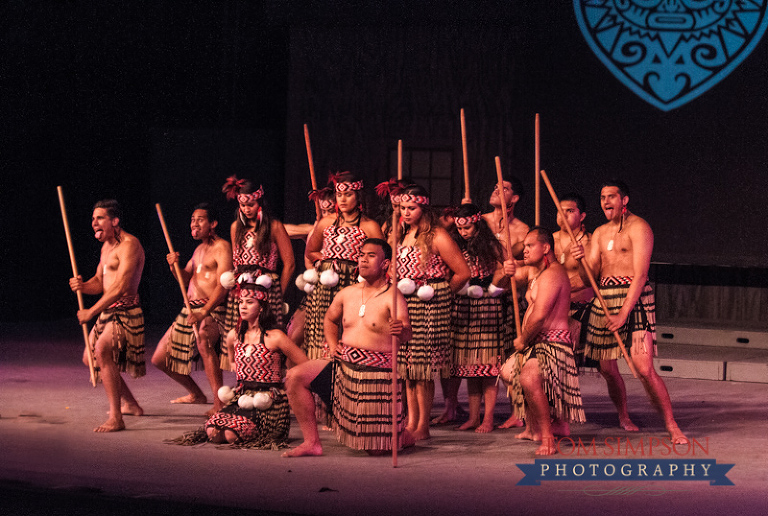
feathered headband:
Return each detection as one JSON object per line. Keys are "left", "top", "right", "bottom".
{"left": 329, "top": 172, "right": 363, "bottom": 192}
{"left": 308, "top": 187, "right": 336, "bottom": 212}
{"left": 375, "top": 178, "right": 405, "bottom": 203}
{"left": 222, "top": 175, "right": 264, "bottom": 203}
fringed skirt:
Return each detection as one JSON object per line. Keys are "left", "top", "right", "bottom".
{"left": 450, "top": 293, "right": 505, "bottom": 377}
{"left": 304, "top": 260, "right": 358, "bottom": 360}
{"left": 91, "top": 305, "right": 145, "bottom": 382}
{"left": 585, "top": 278, "right": 656, "bottom": 361}
{"left": 204, "top": 382, "right": 290, "bottom": 449}
{"left": 397, "top": 280, "right": 452, "bottom": 380}
{"left": 501, "top": 290, "right": 524, "bottom": 359}
{"left": 332, "top": 350, "right": 404, "bottom": 452}
{"left": 509, "top": 330, "right": 585, "bottom": 424}
{"left": 167, "top": 302, "right": 227, "bottom": 375}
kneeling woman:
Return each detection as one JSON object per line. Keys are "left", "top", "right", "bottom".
{"left": 205, "top": 280, "right": 307, "bottom": 448}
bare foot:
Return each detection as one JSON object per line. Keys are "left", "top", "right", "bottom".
{"left": 282, "top": 442, "right": 323, "bottom": 457}
{"left": 515, "top": 426, "right": 541, "bottom": 442}
{"left": 667, "top": 425, "right": 688, "bottom": 445}
{"left": 431, "top": 405, "right": 457, "bottom": 425}
{"left": 550, "top": 419, "right": 570, "bottom": 437}
{"left": 400, "top": 429, "right": 416, "bottom": 448}
{"left": 171, "top": 394, "right": 207, "bottom": 404}
{"left": 535, "top": 437, "right": 557, "bottom": 455}
{"left": 619, "top": 417, "right": 639, "bottom": 432}
{"left": 411, "top": 427, "right": 431, "bottom": 441}
{"left": 474, "top": 421, "right": 494, "bottom": 434}
{"left": 94, "top": 418, "right": 125, "bottom": 433}
{"left": 121, "top": 401, "right": 144, "bottom": 416}
{"left": 457, "top": 419, "right": 480, "bottom": 431}
{"left": 498, "top": 415, "right": 524, "bottom": 429}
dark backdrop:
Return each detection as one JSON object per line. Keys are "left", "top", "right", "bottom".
{"left": 2, "top": 1, "right": 767, "bottom": 324}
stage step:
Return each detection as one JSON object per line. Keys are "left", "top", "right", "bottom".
{"left": 656, "top": 324, "right": 768, "bottom": 349}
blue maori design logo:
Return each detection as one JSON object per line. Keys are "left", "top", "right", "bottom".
{"left": 574, "top": 1, "right": 768, "bottom": 111}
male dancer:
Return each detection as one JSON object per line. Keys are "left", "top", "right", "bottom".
{"left": 69, "top": 200, "right": 145, "bottom": 432}
{"left": 571, "top": 181, "right": 687, "bottom": 443}
{"left": 151, "top": 203, "right": 232, "bottom": 415}
{"left": 282, "top": 238, "right": 413, "bottom": 456}
{"left": 503, "top": 227, "right": 585, "bottom": 455}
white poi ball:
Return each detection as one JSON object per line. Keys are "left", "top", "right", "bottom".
{"left": 220, "top": 271, "right": 236, "bottom": 289}
{"left": 217, "top": 385, "right": 235, "bottom": 403}
{"left": 252, "top": 391, "right": 273, "bottom": 410}
{"left": 237, "top": 395, "right": 254, "bottom": 410}
{"left": 303, "top": 282, "right": 315, "bottom": 294}
{"left": 467, "top": 285, "right": 484, "bottom": 298}
{"left": 255, "top": 274, "right": 272, "bottom": 289}
{"left": 283, "top": 302, "right": 290, "bottom": 315}
{"left": 295, "top": 274, "right": 307, "bottom": 290}
{"left": 417, "top": 284, "right": 435, "bottom": 301}
{"left": 487, "top": 283, "right": 504, "bottom": 298}
{"left": 319, "top": 268, "right": 339, "bottom": 287}
{"left": 303, "top": 268, "right": 319, "bottom": 284}
{"left": 397, "top": 278, "right": 416, "bottom": 295}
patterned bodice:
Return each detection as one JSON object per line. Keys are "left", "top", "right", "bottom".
{"left": 233, "top": 230, "right": 278, "bottom": 271}
{"left": 396, "top": 245, "right": 450, "bottom": 282}
{"left": 463, "top": 251, "right": 494, "bottom": 280}
{"left": 234, "top": 336, "right": 282, "bottom": 383}
{"left": 321, "top": 225, "right": 368, "bottom": 262}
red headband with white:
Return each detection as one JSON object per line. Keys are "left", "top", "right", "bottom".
{"left": 399, "top": 194, "right": 430, "bottom": 205}
{"left": 454, "top": 213, "right": 482, "bottom": 226}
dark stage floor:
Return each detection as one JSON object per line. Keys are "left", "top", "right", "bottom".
{"left": 1, "top": 321, "right": 766, "bottom": 516}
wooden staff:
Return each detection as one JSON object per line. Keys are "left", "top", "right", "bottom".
{"left": 304, "top": 124, "right": 321, "bottom": 220}
{"left": 539, "top": 169, "right": 638, "bottom": 378}
{"left": 460, "top": 108, "right": 471, "bottom": 203}
{"left": 534, "top": 113, "right": 541, "bottom": 226}
{"left": 57, "top": 186, "right": 97, "bottom": 387}
{"left": 390, "top": 139, "right": 404, "bottom": 467}
{"left": 155, "top": 203, "right": 200, "bottom": 342}
{"left": 494, "top": 158, "right": 522, "bottom": 338}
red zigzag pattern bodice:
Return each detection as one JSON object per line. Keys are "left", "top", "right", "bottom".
{"left": 234, "top": 338, "right": 282, "bottom": 383}
{"left": 321, "top": 225, "right": 367, "bottom": 262}
{"left": 233, "top": 231, "right": 278, "bottom": 270}
{"left": 396, "top": 245, "right": 450, "bottom": 282}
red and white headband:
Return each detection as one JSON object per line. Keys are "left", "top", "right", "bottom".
{"left": 454, "top": 213, "right": 482, "bottom": 227}
{"left": 238, "top": 286, "right": 268, "bottom": 301}
{"left": 399, "top": 194, "right": 430, "bottom": 205}
{"left": 335, "top": 180, "right": 363, "bottom": 192}
{"left": 237, "top": 185, "right": 264, "bottom": 204}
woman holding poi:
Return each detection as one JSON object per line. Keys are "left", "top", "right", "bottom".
{"left": 396, "top": 184, "right": 470, "bottom": 440}
{"left": 448, "top": 204, "right": 509, "bottom": 433}
{"left": 303, "top": 171, "right": 384, "bottom": 359}
{"left": 171, "top": 280, "right": 307, "bottom": 448}
{"left": 222, "top": 177, "right": 295, "bottom": 360}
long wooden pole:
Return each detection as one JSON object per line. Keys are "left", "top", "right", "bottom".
{"left": 460, "top": 108, "right": 471, "bottom": 203}
{"left": 494, "top": 158, "right": 522, "bottom": 338}
{"left": 57, "top": 186, "right": 97, "bottom": 387}
{"left": 156, "top": 204, "right": 200, "bottom": 342}
{"left": 389, "top": 140, "right": 404, "bottom": 467}
{"left": 304, "top": 124, "right": 321, "bottom": 220}
{"left": 535, "top": 113, "right": 541, "bottom": 226}
{"left": 539, "top": 170, "right": 638, "bottom": 378}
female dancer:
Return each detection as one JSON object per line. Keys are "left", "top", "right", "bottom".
{"left": 222, "top": 177, "right": 295, "bottom": 338}
{"left": 396, "top": 185, "right": 470, "bottom": 440}
{"left": 303, "top": 171, "right": 383, "bottom": 359}
{"left": 449, "top": 204, "right": 508, "bottom": 433}
{"left": 173, "top": 281, "right": 307, "bottom": 448}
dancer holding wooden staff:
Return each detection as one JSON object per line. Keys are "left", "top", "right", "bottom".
{"left": 152, "top": 203, "right": 232, "bottom": 415}
{"left": 57, "top": 186, "right": 97, "bottom": 387}
{"left": 67, "top": 199, "right": 146, "bottom": 432}
{"left": 494, "top": 158, "right": 522, "bottom": 337}
{"left": 390, "top": 139, "right": 403, "bottom": 466}
{"left": 563, "top": 174, "right": 687, "bottom": 444}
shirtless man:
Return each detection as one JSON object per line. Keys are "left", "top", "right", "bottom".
{"left": 151, "top": 203, "right": 232, "bottom": 415}
{"left": 483, "top": 177, "right": 530, "bottom": 260}
{"left": 502, "top": 227, "right": 585, "bottom": 455}
{"left": 282, "top": 238, "right": 413, "bottom": 457}
{"left": 553, "top": 193, "right": 594, "bottom": 366}
{"left": 571, "top": 181, "right": 687, "bottom": 444}
{"left": 69, "top": 200, "right": 146, "bottom": 432}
